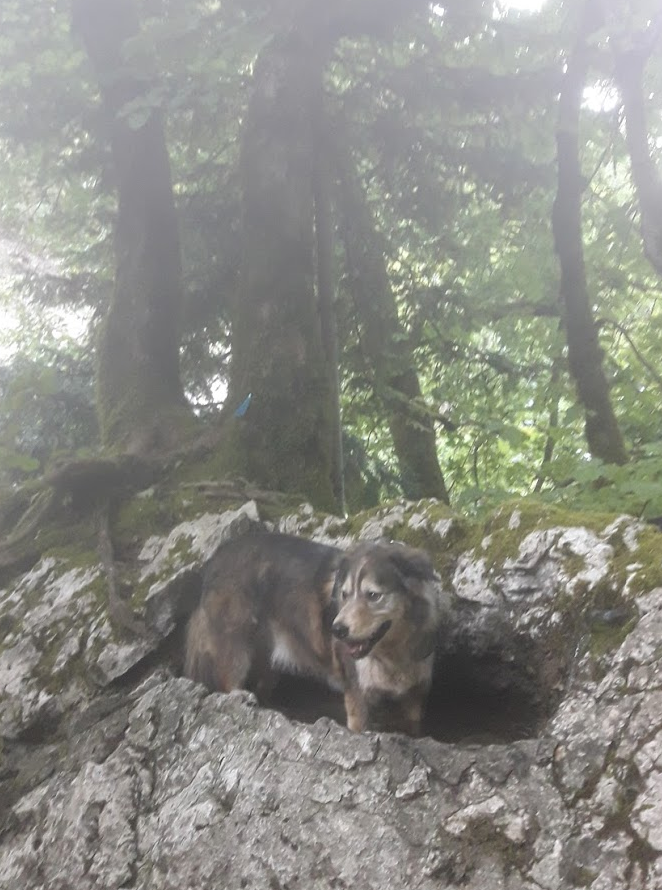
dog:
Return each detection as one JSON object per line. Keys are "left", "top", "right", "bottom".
{"left": 184, "top": 532, "right": 443, "bottom": 735}
{"left": 331, "top": 540, "right": 442, "bottom": 735}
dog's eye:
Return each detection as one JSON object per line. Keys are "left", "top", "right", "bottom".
{"left": 365, "top": 590, "right": 383, "bottom": 602}
{"left": 340, "top": 588, "right": 351, "bottom": 601}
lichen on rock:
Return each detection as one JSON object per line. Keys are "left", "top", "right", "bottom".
{"left": 1, "top": 494, "right": 662, "bottom": 888}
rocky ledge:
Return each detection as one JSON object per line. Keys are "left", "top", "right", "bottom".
{"left": 1, "top": 496, "right": 661, "bottom": 888}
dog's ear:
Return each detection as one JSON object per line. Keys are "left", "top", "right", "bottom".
{"left": 386, "top": 544, "right": 436, "bottom": 582}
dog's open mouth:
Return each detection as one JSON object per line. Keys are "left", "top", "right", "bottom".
{"left": 344, "top": 620, "right": 392, "bottom": 660}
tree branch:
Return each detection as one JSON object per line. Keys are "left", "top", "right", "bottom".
{"left": 598, "top": 317, "right": 662, "bottom": 392}
{"left": 614, "top": 15, "right": 662, "bottom": 276}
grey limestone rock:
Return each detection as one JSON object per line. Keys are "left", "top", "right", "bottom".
{"left": 1, "top": 499, "right": 662, "bottom": 888}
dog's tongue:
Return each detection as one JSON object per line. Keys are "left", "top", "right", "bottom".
{"left": 347, "top": 639, "right": 372, "bottom": 660}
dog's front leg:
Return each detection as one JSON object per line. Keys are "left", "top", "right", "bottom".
{"left": 400, "top": 694, "right": 425, "bottom": 737}
{"left": 344, "top": 688, "right": 367, "bottom": 732}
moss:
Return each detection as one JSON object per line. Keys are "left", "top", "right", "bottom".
{"left": 122, "top": 525, "right": 204, "bottom": 618}
{"left": 34, "top": 517, "right": 99, "bottom": 560}
{"left": 22, "top": 570, "right": 107, "bottom": 695}
{"left": 225, "top": 410, "right": 337, "bottom": 513}
{"left": 112, "top": 479, "right": 248, "bottom": 551}
{"left": 477, "top": 503, "right": 657, "bottom": 665}
{"left": 0, "top": 502, "right": 99, "bottom": 592}
{"left": 113, "top": 489, "right": 174, "bottom": 545}
{"left": 2, "top": 556, "right": 104, "bottom": 629}
{"left": 170, "top": 439, "right": 234, "bottom": 487}
{"left": 589, "top": 618, "right": 637, "bottom": 658}
{"left": 389, "top": 498, "right": 657, "bottom": 669}
{"left": 9, "top": 489, "right": 662, "bottom": 708}
{"left": 327, "top": 499, "right": 657, "bottom": 674}
{"left": 611, "top": 525, "right": 662, "bottom": 596}
{"left": 474, "top": 499, "right": 619, "bottom": 569}
{"left": 318, "top": 499, "right": 468, "bottom": 585}
{"left": 453, "top": 501, "right": 659, "bottom": 634}
{"left": 41, "top": 543, "right": 100, "bottom": 571}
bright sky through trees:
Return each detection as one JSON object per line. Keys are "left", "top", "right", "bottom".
{"left": 503, "top": 0, "right": 547, "bottom": 10}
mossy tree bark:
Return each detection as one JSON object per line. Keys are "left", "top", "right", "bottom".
{"left": 226, "top": 0, "right": 429, "bottom": 510}
{"left": 73, "top": 0, "right": 193, "bottom": 456}
{"left": 552, "top": 0, "right": 627, "bottom": 465}
{"left": 227, "top": 32, "right": 337, "bottom": 510}
{"left": 333, "top": 137, "right": 450, "bottom": 503}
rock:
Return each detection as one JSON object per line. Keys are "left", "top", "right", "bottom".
{"left": 1, "top": 499, "right": 662, "bottom": 887}
{"left": 0, "top": 562, "right": 104, "bottom": 738}
{"left": 0, "top": 502, "right": 264, "bottom": 738}
{"left": 138, "top": 501, "right": 262, "bottom": 581}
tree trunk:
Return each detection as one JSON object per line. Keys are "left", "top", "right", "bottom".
{"left": 552, "top": 0, "right": 627, "bottom": 465}
{"left": 313, "top": 104, "right": 346, "bottom": 514}
{"left": 614, "top": 21, "right": 662, "bottom": 276}
{"left": 226, "top": 32, "right": 336, "bottom": 510}
{"left": 225, "top": 0, "right": 427, "bottom": 510}
{"left": 73, "top": 0, "right": 193, "bottom": 455}
{"left": 533, "top": 358, "right": 561, "bottom": 493}
{"left": 333, "top": 140, "right": 450, "bottom": 503}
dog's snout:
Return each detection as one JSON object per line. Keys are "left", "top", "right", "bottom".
{"left": 332, "top": 622, "right": 349, "bottom": 640}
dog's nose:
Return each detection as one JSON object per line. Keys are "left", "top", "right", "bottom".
{"left": 332, "top": 622, "right": 349, "bottom": 640}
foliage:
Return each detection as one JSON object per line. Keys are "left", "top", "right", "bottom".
{"left": 541, "top": 445, "right": 662, "bottom": 521}
{"left": 1, "top": 0, "right": 662, "bottom": 511}
{"left": 0, "top": 347, "right": 97, "bottom": 485}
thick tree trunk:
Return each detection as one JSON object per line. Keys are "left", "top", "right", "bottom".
{"left": 227, "top": 32, "right": 336, "bottom": 510}
{"left": 73, "top": 0, "right": 193, "bottom": 455}
{"left": 552, "top": 0, "right": 627, "bottom": 465}
{"left": 333, "top": 141, "right": 450, "bottom": 503}
{"left": 614, "top": 22, "right": 662, "bottom": 276}
{"left": 226, "top": 0, "right": 427, "bottom": 510}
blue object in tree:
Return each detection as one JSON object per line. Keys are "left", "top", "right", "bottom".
{"left": 234, "top": 392, "right": 252, "bottom": 418}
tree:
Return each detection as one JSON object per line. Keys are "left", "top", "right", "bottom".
{"left": 4, "top": 0, "right": 662, "bottom": 514}
{"left": 224, "top": 0, "right": 430, "bottom": 510}
{"left": 224, "top": 30, "right": 337, "bottom": 509}
{"left": 333, "top": 134, "right": 449, "bottom": 502}
{"left": 72, "top": 0, "right": 194, "bottom": 455}
{"left": 552, "top": 0, "right": 627, "bottom": 465}
{"left": 614, "top": 13, "right": 662, "bottom": 277}
{"left": 313, "top": 105, "right": 345, "bottom": 511}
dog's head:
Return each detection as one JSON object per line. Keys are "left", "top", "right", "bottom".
{"left": 331, "top": 542, "right": 440, "bottom": 661}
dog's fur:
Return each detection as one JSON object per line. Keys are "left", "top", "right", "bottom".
{"left": 184, "top": 533, "right": 341, "bottom": 698}
{"left": 331, "top": 541, "right": 441, "bottom": 735}
{"left": 184, "top": 532, "right": 443, "bottom": 735}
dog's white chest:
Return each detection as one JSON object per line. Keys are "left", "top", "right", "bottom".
{"left": 356, "top": 654, "right": 432, "bottom": 696}
{"left": 270, "top": 630, "right": 300, "bottom": 671}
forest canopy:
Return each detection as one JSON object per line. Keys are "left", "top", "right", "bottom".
{"left": 1, "top": 0, "right": 662, "bottom": 518}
